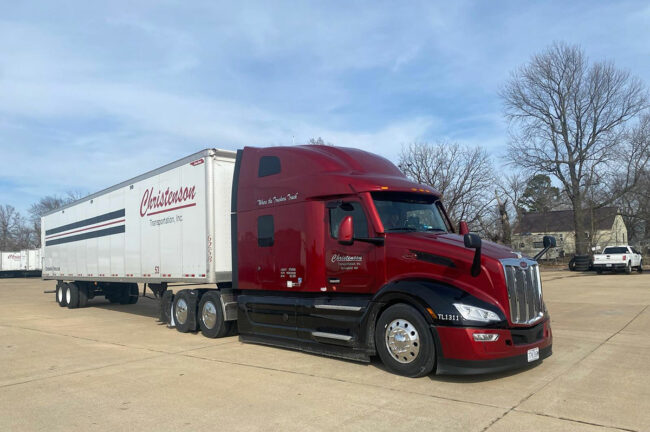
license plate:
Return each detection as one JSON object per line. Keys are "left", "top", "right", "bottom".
{"left": 606, "top": 264, "right": 612, "bottom": 267}
{"left": 527, "top": 347, "right": 539, "bottom": 362}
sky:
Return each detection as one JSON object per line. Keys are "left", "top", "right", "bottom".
{"left": 1, "top": 0, "right": 649, "bottom": 215}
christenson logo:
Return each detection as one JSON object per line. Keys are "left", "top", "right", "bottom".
{"left": 140, "top": 185, "right": 197, "bottom": 217}
{"left": 330, "top": 254, "right": 363, "bottom": 264}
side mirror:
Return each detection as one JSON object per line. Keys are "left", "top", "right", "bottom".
{"left": 463, "top": 233, "right": 482, "bottom": 277}
{"left": 534, "top": 235, "right": 557, "bottom": 261}
{"left": 337, "top": 216, "right": 354, "bottom": 245}
{"left": 459, "top": 221, "right": 469, "bottom": 235}
{"left": 464, "top": 233, "right": 481, "bottom": 249}
{"left": 543, "top": 235, "right": 556, "bottom": 248}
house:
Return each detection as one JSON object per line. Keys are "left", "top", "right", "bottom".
{"left": 512, "top": 207, "right": 628, "bottom": 258}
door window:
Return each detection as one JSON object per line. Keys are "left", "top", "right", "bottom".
{"left": 329, "top": 202, "right": 369, "bottom": 238}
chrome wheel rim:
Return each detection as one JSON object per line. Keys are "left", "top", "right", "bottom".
{"left": 386, "top": 319, "right": 420, "bottom": 364}
{"left": 65, "top": 287, "right": 71, "bottom": 304}
{"left": 202, "top": 301, "right": 217, "bottom": 329}
{"left": 175, "top": 298, "right": 188, "bottom": 324}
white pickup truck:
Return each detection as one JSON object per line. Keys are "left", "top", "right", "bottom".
{"left": 592, "top": 246, "right": 643, "bottom": 274}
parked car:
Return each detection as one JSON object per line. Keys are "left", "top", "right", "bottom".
{"left": 592, "top": 246, "right": 643, "bottom": 274}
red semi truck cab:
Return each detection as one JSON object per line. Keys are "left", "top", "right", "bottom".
{"left": 232, "top": 145, "right": 552, "bottom": 376}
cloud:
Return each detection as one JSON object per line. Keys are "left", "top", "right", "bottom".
{"left": 1, "top": 0, "right": 650, "bottom": 215}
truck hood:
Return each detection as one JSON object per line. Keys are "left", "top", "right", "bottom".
{"left": 383, "top": 232, "right": 519, "bottom": 317}
{"left": 388, "top": 232, "right": 519, "bottom": 261}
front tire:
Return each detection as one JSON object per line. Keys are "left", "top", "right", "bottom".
{"left": 375, "top": 304, "right": 436, "bottom": 377}
{"left": 638, "top": 261, "right": 643, "bottom": 273}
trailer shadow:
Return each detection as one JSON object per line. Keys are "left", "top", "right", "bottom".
{"left": 89, "top": 296, "right": 161, "bottom": 320}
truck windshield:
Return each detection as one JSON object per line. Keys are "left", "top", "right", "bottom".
{"left": 372, "top": 192, "right": 449, "bottom": 233}
{"left": 603, "top": 247, "right": 627, "bottom": 254}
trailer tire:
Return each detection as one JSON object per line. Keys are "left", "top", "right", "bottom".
{"left": 117, "top": 285, "right": 131, "bottom": 304}
{"left": 56, "top": 283, "right": 67, "bottom": 307}
{"left": 105, "top": 287, "right": 120, "bottom": 304}
{"left": 173, "top": 290, "right": 198, "bottom": 333}
{"left": 198, "top": 291, "right": 232, "bottom": 338}
{"left": 66, "top": 283, "right": 80, "bottom": 309}
{"left": 159, "top": 290, "right": 174, "bottom": 323}
{"left": 127, "top": 284, "right": 139, "bottom": 304}
{"left": 375, "top": 304, "right": 436, "bottom": 378}
{"left": 597, "top": 268, "right": 603, "bottom": 275}
{"left": 78, "top": 284, "right": 89, "bottom": 308}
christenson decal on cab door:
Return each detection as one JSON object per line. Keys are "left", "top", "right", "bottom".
{"left": 330, "top": 254, "right": 364, "bottom": 271}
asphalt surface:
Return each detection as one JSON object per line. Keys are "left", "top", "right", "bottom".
{"left": 0, "top": 271, "right": 648, "bottom": 432}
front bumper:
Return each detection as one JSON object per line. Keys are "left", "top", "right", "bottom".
{"left": 593, "top": 263, "right": 626, "bottom": 270}
{"left": 433, "top": 320, "right": 553, "bottom": 375}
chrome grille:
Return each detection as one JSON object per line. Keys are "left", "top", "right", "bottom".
{"left": 500, "top": 258, "right": 544, "bottom": 325}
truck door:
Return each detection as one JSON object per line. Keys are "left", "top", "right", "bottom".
{"left": 324, "top": 201, "right": 377, "bottom": 293}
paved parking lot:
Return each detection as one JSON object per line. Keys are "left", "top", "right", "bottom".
{"left": 1, "top": 271, "right": 648, "bottom": 432}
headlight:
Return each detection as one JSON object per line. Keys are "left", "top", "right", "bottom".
{"left": 453, "top": 303, "right": 501, "bottom": 323}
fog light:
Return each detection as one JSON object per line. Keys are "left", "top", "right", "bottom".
{"left": 473, "top": 333, "right": 499, "bottom": 342}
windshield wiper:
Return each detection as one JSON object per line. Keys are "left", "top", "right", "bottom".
{"left": 425, "top": 228, "right": 446, "bottom": 232}
{"left": 386, "top": 227, "right": 417, "bottom": 232}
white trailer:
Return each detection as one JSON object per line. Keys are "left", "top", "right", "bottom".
{"left": 1, "top": 252, "right": 22, "bottom": 271}
{"left": 20, "top": 249, "right": 42, "bottom": 271}
{"left": 41, "top": 149, "right": 236, "bottom": 287}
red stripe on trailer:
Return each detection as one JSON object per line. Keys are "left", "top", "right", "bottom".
{"left": 147, "top": 203, "right": 196, "bottom": 216}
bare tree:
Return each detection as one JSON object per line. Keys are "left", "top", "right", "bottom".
{"left": 614, "top": 119, "right": 650, "bottom": 249}
{"left": 28, "top": 192, "right": 85, "bottom": 247}
{"left": 398, "top": 141, "right": 495, "bottom": 229}
{"left": 307, "top": 137, "right": 333, "bottom": 146}
{"left": 0, "top": 205, "right": 24, "bottom": 250}
{"left": 501, "top": 42, "right": 649, "bottom": 254}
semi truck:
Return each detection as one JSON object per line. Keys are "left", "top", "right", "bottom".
{"left": 42, "top": 146, "right": 554, "bottom": 377}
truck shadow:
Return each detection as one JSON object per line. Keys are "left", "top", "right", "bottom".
{"left": 427, "top": 362, "right": 542, "bottom": 382}
{"left": 367, "top": 356, "right": 541, "bottom": 382}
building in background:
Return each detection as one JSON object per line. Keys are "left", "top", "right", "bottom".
{"left": 512, "top": 207, "right": 627, "bottom": 258}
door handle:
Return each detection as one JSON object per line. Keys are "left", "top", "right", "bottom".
{"left": 328, "top": 278, "right": 341, "bottom": 284}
